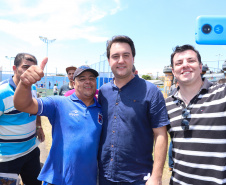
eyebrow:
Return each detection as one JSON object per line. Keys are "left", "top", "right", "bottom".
{"left": 22, "top": 64, "right": 31, "bottom": 67}
{"left": 175, "top": 57, "right": 196, "bottom": 62}
{"left": 113, "top": 51, "right": 131, "bottom": 55}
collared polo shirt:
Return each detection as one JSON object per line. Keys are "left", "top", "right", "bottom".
{"left": 166, "top": 78, "right": 226, "bottom": 185}
{"left": 0, "top": 77, "right": 39, "bottom": 162}
{"left": 36, "top": 93, "right": 102, "bottom": 185}
{"left": 98, "top": 75, "right": 169, "bottom": 182}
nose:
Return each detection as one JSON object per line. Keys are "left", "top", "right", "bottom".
{"left": 182, "top": 59, "right": 189, "bottom": 68}
{"left": 84, "top": 79, "right": 92, "bottom": 83}
{"left": 118, "top": 55, "right": 124, "bottom": 63}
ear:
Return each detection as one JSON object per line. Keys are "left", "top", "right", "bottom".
{"left": 13, "top": 65, "right": 17, "bottom": 73}
{"left": 172, "top": 67, "right": 175, "bottom": 76}
{"left": 199, "top": 63, "right": 203, "bottom": 74}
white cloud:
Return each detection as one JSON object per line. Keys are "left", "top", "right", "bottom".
{"left": 0, "top": 0, "right": 123, "bottom": 43}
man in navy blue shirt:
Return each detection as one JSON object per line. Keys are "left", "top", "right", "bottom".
{"left": 98, "top": 35, "right": 169, "bottom": 185}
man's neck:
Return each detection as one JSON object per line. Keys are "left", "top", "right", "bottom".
{"left": 178, "top": 79, "right": 203, "bottom": 105}
{"left": 69, "top": 81, "right": 73, "bottom": 88}
{"left": 81, "top": 97, "right": 94, "bottom": 107}
{"left": 12, "top": 75, "right": 18, "bottom": 87}
{"left": 114, "top": 74, "right": 135, "bottom": 89}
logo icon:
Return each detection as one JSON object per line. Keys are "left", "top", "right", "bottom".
{"left": 69, "top": 110, "right": 79, "bottom": 117}
{"left": 98, "top": 113, "right": 103, "bottom": 125}
{"left": 214, "top": 25, "right": 223, "bottom": 34}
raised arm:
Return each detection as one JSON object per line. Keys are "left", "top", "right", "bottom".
{"left": 14, "top": 58, "right": 48, "bottom": 114}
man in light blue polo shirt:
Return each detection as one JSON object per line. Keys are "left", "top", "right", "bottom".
{"left": 14, "top": 59, "right": 102, "bottom": 185}
{"left": 0, "top": 53, "right": 45, "bottom": 185}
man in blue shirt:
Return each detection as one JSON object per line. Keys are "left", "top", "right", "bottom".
{"left": 0, "top": 53, "right": 45, "bottom": 185}
{"left": 98, "top": 35, "right": 169, "bottom": 185}
{"left": 14, "top": 61, "right": 103, "bottom": 185}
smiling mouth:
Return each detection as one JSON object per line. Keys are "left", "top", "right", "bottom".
{"left": 117, "top": 66, "right": 125, "bottom": 69}
{"left": 182, "top": 71, "right": 191, "bottom": 75}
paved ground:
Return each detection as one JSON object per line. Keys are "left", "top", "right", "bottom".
{"left": 38, "top": 116, "right": 172, "bottom": 185}
{"left": 38, "top": 140, "right": 171, "bottom": 185}
{"left": 39, "top": 141, "right": 49, "bottom": 167}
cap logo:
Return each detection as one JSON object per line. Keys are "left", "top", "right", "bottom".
{"left": 79, "top": 66, "right": 90, "bottom": 70}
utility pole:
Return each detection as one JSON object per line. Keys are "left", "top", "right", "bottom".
{"left": 39, "top": 36, "right": 56, "bottom": 95}
{"left": 216, "top": 54, "right": 223, "bottom": 71}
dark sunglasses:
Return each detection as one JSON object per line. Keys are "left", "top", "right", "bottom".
{"left": 181, "top": 108, "right": 190, "bottom": 131}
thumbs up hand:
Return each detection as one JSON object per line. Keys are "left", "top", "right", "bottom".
{"left": 20, "top": 57, "right": 48, "bottom": 86}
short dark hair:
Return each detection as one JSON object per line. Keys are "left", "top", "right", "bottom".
{"left": 170, "top": 45, "right": 202, "bottom": 68}
{"left": 14, "top": 53, "right": 37, "bottom": 67}
{"left": 106, "top": 35, "right": 136, "bottom": 59}
{"left": 132, "top": 65, "right": 136, "bottom": 73}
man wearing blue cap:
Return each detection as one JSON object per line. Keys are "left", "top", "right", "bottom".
{"left": 13, "top": 60, "right": 103, "bottom": 185}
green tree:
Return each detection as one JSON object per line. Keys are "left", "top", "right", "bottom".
{"left": 142, "top": 75, "right": 152, "bottom": 80}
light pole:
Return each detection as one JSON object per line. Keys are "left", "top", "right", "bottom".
{"left": 99, "top": 52, "right": 106, "bottom": 89}
{"left": 5, "top": 56, "right": 15, "bottom": 76}
{"left": 39, "top": 36, "right": 56, "bottom": 95}
{"left": 216, "top": 54, "right": 223, "bottom": 71}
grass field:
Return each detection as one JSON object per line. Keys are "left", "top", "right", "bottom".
{"left": 40, "top": 116, "right": 172, "bottom": 184}
{"left": 37, "top": 88, "right": 54, "bottom": 97}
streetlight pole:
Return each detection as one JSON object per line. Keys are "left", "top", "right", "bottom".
{"left": 5, "top": 56, "right": 15, "bottom": 76}
{"left": 39, "top": 36, "right": 56, "bottom": 95}
{"left": 216, "top": 54, "right": 223, "bottom": 71}
{"left": 99, "top": 52, "right": 106, "bottom": 89}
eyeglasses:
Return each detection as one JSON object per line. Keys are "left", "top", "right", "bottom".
{"left": 181, "top": 108, "right": 190, "bottom": 131}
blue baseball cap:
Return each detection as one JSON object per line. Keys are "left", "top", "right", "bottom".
{"left": 73, "top": 65, "right": 99, "bottom": 80}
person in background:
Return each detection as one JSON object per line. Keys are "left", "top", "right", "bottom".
{"left": 132, "top": 64, "right": 138, "bottom": 75}
{"left": 0, "top": 53, "right": 44, "bottom": 185}
{"left": 59, "top": 66, "right": 77, "bottom": 96}
{"left": 217, "top": 78, "right": 226, "bottom": 84}
{"left": 98, "top": 35, "right": 169, "bottom": 185}
{"left": 53, "top": 84, "right": 58, "bottom": 95}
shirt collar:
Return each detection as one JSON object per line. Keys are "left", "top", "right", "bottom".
{"left": 9, "top": 76, "right": 16, "bottom": 90}
{"left": 70, "top": 92, "right": 101, "bottom": 108}
{"left": 172, "top": 78, "right": 211, "bottom": 99}
{"left": 111, "top": 75, "right": 138, "bottom": 89}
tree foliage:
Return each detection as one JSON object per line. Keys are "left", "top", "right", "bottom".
{"left": 142, "top": 75, "right": 152, "bottom": 80}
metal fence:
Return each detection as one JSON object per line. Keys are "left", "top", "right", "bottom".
{"left": 90, "top": 59, "right": 113, "bottom": 89}
{"left": 0, "top": 59, "right": 113, "bottom": 91}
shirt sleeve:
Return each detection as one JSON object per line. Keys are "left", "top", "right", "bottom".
{"left": 0, "top": 95, "right": 4, "bottom": 116}
{"left": 36, "top": 97, "right": 56, "bottom": 125}
{"left": 149, "top": 88, "right": 170, "bottom": 128}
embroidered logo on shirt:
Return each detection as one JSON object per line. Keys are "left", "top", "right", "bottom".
{"left": 69, "top": 110, "right": 79, "bottom": 117}
{"left": 98, "top": 113, "right": 103, "bottom": 125}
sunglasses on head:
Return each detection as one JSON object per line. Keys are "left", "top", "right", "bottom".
{"left": 181, "top": 108, "right": 190, "bottom": 131}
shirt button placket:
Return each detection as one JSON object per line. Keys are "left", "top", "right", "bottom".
{"left": 108, "top": 91, "right": 120, "bottom": 178}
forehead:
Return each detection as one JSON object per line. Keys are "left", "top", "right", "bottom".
{"left": 77, "top": 71, "right": 95, "bottom": 78}
{"left": 19, "top": 58, "right": 36, "bottom": 67}
{"left": 173, "top": 50, "right": 198, "bottom": 62}
{"left": 110, "top": 42, "right": 132, "bottom": 54}
{"left": 67, "top": 69, "right": 75, "bottom": 74}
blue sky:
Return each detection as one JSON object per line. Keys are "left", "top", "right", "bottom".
{"left": 0, "top": 0, "right": 226, "bottom": 76}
